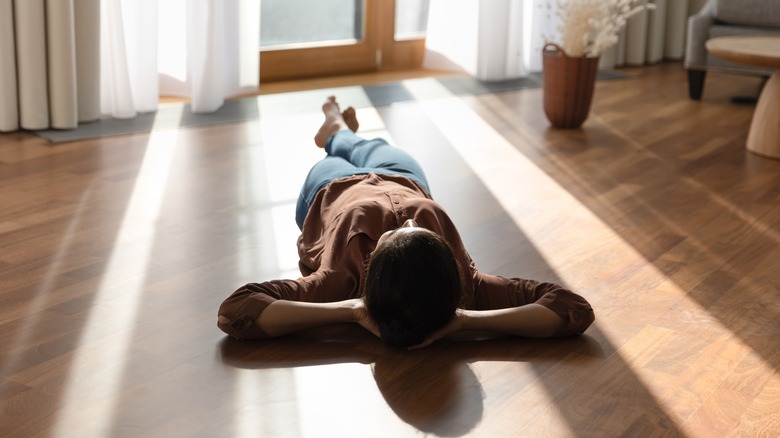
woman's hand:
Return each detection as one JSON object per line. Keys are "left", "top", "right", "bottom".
{"left": 346, "top": 298, "right": 381, "bottom": 338}
{"left": 409, "top": 309, "right": 466, "bottom": 350}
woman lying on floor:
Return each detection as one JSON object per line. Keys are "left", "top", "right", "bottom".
{"left": 217, "top": 96, "right": 594, "bottom": 349}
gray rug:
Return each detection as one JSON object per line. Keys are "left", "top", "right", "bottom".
{"left": 32, "top": 71, "right": 631, "bottom": 143}
{"left": 32, "top": 97, "right": 261, "bottom": 143}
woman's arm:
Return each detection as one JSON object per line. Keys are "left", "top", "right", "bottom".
{"left": 411, "top": 303, "right": 565, "bottom": 349}
{"left": 461, "top": 303, "right": 565, "bottom": 337}
{"left": 218, "top": 271, "right": 371, "bottom": 340}
{"left": 250, "top": 298, "right": 379, "bottom": 337}
{"left": 472, "top": 272, "right": 595, "bottom": 336}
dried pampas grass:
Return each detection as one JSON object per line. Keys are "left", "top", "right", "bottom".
{"left": 549, "top": 0, "right": 654, "bottom": 57}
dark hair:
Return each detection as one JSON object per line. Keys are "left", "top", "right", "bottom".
{"left": 364, "top": 230, "right": 463, "bottom": 348}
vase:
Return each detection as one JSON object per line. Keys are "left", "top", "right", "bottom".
{"left": 542, "top": 43, "right": 600, "bottom": 129}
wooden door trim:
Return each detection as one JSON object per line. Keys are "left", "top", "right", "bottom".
{"left": 259, "top": 0, "right": 426, "bottom": 82}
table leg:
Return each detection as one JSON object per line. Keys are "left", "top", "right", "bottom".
{"left": 747, "top": 70, "right": 780, "bottom": 159}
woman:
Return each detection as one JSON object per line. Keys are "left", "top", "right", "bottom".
{"left": 217, "top": 96, "right": 594, "bottom": 349}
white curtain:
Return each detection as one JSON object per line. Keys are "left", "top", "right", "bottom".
{"left": 423, "top": 0, "right": 709, "bottom": 79}
{"left": 600, "top": 0, "right": 708, "bottom": 69}
{"left": 0, "top": 0, "right": 259, "bottom": 132}
{"left": 103, "top": 0, "right": 260, "bottom": 117}
{"left": 0, "top": 0, "right": 100, "bottom": 131}
{"left": 423, "top": 0, "right": 549, "bottom": 81}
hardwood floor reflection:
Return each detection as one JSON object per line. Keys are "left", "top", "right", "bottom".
{"left": 1, "top": 63, "right": 779, "bottom": 437}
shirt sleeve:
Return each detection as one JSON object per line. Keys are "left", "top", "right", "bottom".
{"left": 471, "top": 271, "right": 595, "bottom": 336}
{"left": 218, "top": 266, "right": 353, "bottom": 339}
{"left": 217, "top": 280, "right": 304, "bottom": 339}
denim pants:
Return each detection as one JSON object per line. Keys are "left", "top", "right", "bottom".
{"left": 295, "top": 130, "right": 430, "bottom": 229}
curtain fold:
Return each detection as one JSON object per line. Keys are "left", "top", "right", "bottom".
{"left": 158, "top": 0, "right": 259, "bottom": 113}
{"left": 75, "top": 0, "right": 101, "bottom": 122}
{"left": 190, "top": 0, "right": 229, "bottom": 113}
{"left": 0, "top": 0, "right": 19, "bottom": 131}
{"left": 600, "top": 0, "right": 709, "bottom": 69}
{"left": 0, "top": 0, "right": 259, "bottom": 133}
{"left": 46, "top": 0, "right": 78, "bottom": 129}
{"left": 100, "top": 0, "right": 135, "bottom": 119}
{"left": 123, "top": 0, "right": 158, "bottom": 113}
{"left": 0, "top": 0, "right": 100, "bottom": 132}
{"left": 15, "top": 0, "right": 51, "bottom": 130}
{"left": 105, "top": 0, "right": 259, "bottom": 115}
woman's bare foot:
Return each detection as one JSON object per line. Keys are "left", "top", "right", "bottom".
{"left": 314, "top": 96, "right": 350, "bottom": 148}
{"left": 342, "top": 106, "right": 359, "bottom": 133}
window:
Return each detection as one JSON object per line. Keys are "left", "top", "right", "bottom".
{"left": 259, "top": 0, "right": 430, "bottom": 82}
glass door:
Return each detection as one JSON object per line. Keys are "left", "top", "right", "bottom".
{"left": 260, "top": 0, "right": 430, "bottom": 82}
{"left": 261, "top": 0, "right": 366, "bottom": 47}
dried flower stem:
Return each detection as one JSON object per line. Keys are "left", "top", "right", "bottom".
{"left": 549, "top": 0, "right": 655, "bottom": 57}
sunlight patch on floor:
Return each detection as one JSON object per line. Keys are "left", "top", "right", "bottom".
{"left": 234, "top": 91, "right": 391, "bottom": 281}
{"left": 0, "top": 185, "right": 95, "bottom": 384}
{"left": 229, "top": 93, "right": 407, "bottom": 434}
{"left": 234, "top": 368, "right": 299, "bottom": 438}
{"left": 52, "top": 114, "right": 183, "bottom": 437}
{"left": 293, "top": 363, "right": 414, "bottom": 437}
{"left": 401, "top": 77, "right": 769, "bottom": 427}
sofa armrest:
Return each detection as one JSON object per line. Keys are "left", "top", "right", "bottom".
{"left": 684, "top": 0, "right": 717, "bottom": 69}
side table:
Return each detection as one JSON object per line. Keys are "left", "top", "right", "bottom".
{"left": 706, "top": 36, "right": 780, "bottom": 159}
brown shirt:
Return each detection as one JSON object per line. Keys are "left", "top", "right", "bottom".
{"left": 218, "top": 173, "right": 594, "bottom": 339}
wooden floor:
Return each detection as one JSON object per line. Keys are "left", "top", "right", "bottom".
{"left": 2, "top": 63, "right": 779, "bottom": 437}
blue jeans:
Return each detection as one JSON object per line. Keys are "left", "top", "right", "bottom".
{"left": 295, "top": 130, "right": 430, "bottom": 229}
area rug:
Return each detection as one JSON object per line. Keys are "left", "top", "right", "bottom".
{"left": 32, "top": 70, "right": 631, "bottom": 143}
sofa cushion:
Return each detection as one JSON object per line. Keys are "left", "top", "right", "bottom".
{"left": 714, "top": 0, "right": 780, "bottom": 28}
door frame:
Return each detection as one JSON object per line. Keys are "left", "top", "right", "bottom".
{"left": 259, "top": 0, "right": 425, "bottom": 82}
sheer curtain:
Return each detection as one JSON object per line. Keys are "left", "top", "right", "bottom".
{"left": 0, "top": 0, "right": 259, "bottom": 132}
{"left": 103, "top": 0, "right": 260, "bottom": 117}
{"left": 423, "top": 0, "right": 550, "bottom": 81}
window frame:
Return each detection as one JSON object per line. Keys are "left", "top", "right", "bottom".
{"left": 259, "top": 0, "right": 426, "bottom": 82}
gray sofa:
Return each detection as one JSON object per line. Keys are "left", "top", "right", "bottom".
{"left": 684, "top": 0, "right": 780, "bottom": 100}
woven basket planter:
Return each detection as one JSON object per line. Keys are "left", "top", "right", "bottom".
{"left": 542, "top": 43, "right": 600, "bottom": 129}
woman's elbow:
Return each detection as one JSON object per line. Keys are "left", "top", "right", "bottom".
{"left": 217, "top": 313, "right": 269, "bottom": 340}
{"left": 554, "top": 308, "right": 595, "bottom": 337}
